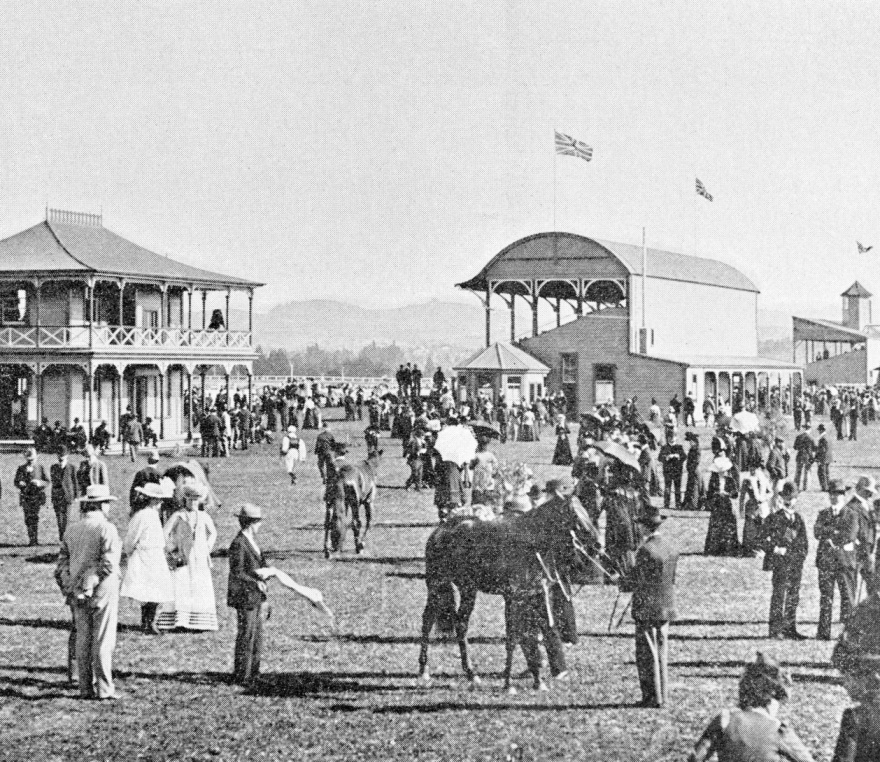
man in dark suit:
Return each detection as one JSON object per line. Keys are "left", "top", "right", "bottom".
{"left": 658, "top": 431, "right": 686, "bottom": 511}
{"left": 815, "top": 423, "right": 833, "bottom": 492}
{"left": 314, "top": 422, "right": 337, "bottom": 483}
{"left": 625, "top": 507, "right": 678, "bottom": 708}
{"left": 792, "top": 426, "right": 815, "bottom": 492}
{"left": 50, "top": 445, "right": 81, "bottom": 541}
{"left": 765, "top": 437, "right": 788, "bottom": 496}
{"left": 762, "top": 481, "right": 809, "bottom": 639}
{"left": 814, "top": 478, "right": 860, "bottom": 639}
{"left": 848, "top": 475, "right": 878, "bottom": 597}
{"left": 227, "top": 504, "right": 275, "bottom": 687}
{"left": 15, "top": 447, "right": 48, "bottom": 545}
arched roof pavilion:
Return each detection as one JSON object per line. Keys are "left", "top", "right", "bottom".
{"left": 457, "top": 232, "right": 758, "bottom": 345}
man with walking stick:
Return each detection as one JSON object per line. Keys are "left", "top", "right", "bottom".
{"left": 622, "top": 505, "right": 678, "bottom": 708}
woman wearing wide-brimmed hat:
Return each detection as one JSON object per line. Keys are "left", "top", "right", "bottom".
{"left": 156, "top": 480, "right": 218, "bottom": 631}
{"left": 121, "top": 482, "right": 174, "bottom": 633}
{"left": 688, "top": 652, "right": 814, "bottom": 761}
{"left": 704, "top": 455, "right": 741, "bottom": 557}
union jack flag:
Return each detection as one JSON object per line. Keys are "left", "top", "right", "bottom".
{"left": 857, "top": 241, "right": 873, "bottom": 254}
{"left": 555, "top": 130, "right": 592, "bottom": 162}
{"left": 695, "top": 178, "right": 713, "bottom": 202}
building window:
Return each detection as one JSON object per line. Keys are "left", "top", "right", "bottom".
{"left": 594, "top": 363, "right": 616, "bottom": 405}
{"left": 143, "top": 310, "right": 159, "bottom": 329}
{"left": 0, "top": 290, "right": 26, "bottom": 325}
{"left": 561, "top": 354, "right": 578, "bottom": 384}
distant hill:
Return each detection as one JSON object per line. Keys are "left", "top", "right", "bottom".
{"left": 252, "top": 299, "right": 485, "bottom": 351}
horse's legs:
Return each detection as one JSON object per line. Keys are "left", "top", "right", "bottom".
{"left": 323, "top": 500, "right": 331, "bottom": 559}
{"left": 503, "top": 598, "right": 519, "bottom": 693}
{"left": 455, "top": 588, "right": 480, "bottom": 683}
{"left": 351, "top": 498, "right": 363, "bottom": 554}
{"left": 418, "top": 588, "right": 438, "bottom": 681}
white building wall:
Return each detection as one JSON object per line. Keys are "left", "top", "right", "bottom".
{"left": 630, "top": 277, "right": 758, "bottom": 357}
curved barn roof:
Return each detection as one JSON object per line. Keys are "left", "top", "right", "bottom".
{"left": 457, "top": 232, "right": 758, "bottom": 294}
{"left": 0, "top": 217, "right": 262, "bottom": 288}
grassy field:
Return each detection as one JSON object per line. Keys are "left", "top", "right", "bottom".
{"left": 0, "top": 413, "right": 869, "bottom": 760}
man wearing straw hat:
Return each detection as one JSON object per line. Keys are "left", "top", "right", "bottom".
{"left": 54, "top": 484, "right": 122, "bottom": 700}
{"left": 228, "top": 504, "right": 277, "bottom": 687}
{"left": 625, "top": 506, "right": 677, "bottom": 708}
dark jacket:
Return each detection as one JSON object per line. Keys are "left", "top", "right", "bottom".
{"left": 227, "top": 532, "right": 266, "bottom": 610}
{"left": 765, "top": 447, "right": 786, "bottom": 480}
{"left": 50, "top": 461, "right": 80, "bottom": 506}
{"left": 629, "top": 531, "right": 678, "bottom": 623}
{"left": 793, "top": 432, "right": 815, "bottom": 462}
{"left": 815, "top": 503, "right": 860, "bottom": 570}
{"left": 762, "top": 509, "right": 809, "bottom": 572}
{"left": 815, "top": 434, "right": 833, "bottom": 465}
{"left": 15, "top": 463, "right": 47, "bottom": 506}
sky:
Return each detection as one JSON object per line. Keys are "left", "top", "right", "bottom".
{"left": 2, "top": 1, "right": 879, "bottom": 322}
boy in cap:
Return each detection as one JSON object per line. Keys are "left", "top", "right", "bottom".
{"left": 227, "top": 504, "right": 277, "bottom": 687}
{"left": 54, "top": 484, "right": 122, "bottom": 699}
{"left": 815, "top": 478, "right": 860, "bottom": 639}
{"left": 762, "top": 482, "right": 809, "bottom": 639}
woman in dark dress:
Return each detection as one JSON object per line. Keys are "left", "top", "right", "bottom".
{"left": 704, "top": 455, "right": 741, "bottom": 556}
{"left": 551, "top": 416, "right": 573, "bottom": 466}
{"left": 682, "top": 432, "right": 703, "bottom": 510}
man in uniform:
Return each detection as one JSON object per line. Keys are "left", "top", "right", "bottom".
{"left": 625, "top": 507, "right": 677, "bottom": 708}
{"left": 762, "top": 482, "right": 809, "bottom": 639}
{"left": 814, "top": 478, "right": 860, "bottom": 639}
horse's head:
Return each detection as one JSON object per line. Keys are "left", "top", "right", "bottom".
{"left": 528, "top": 494, "right": 599, "bottom": 567}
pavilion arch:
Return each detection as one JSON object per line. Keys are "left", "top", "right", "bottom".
{"left": 583, "top": 280, "right": 626, "bottom": 310}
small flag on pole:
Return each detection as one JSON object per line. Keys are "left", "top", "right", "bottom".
{"left": 695, "top": 178, "right": 713, "bottom": 202}
{"left": 555, "top": 130, "right": 593, "bottom": 162}
{"left": 857, "top": 241, "right": 873, "bottom": 254}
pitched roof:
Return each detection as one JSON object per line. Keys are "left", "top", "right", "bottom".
{"left": 0, "top": 218, "right": 262, "bottom": 288}
{"left": 454, "top": 342, "right": 550, "bottom": 372}
{"left": 457, "top": 232, "right": 758, "bottom": 294}
{"left": 842, "top": 281, "right": 872, "bottom": 298}
{"left": 792, "top": 316, "right": 867, "bottom": 342}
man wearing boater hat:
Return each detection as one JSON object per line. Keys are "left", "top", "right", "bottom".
{"left": 54, "top": 484, "right": 122, "bottom": 700}
{"left": 624, "top": 506, "right": 678, "bottom": 708}
{"left": 815, "top": 478, "right": 860, "bottom": 640}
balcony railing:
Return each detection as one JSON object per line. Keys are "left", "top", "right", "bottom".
{"left": 0, "top": 325, "right": 252, "bottom": 351}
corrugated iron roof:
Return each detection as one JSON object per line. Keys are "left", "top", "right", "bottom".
{"left": 841, "top": 281, "right": 872, "bottom": 298}
{"left": 454, "top": 342, "right": 550, "bottom": 372}
{"left": 0, "top": 220, "right": 262, "bottom": 287}
{"left": 457, "top": 232, "right": 759, "bottom": 293}
{"left": 792, "top": 316, "right": 867, "bottom": 342}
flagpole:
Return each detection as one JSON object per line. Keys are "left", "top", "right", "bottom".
{"left": 642, "top": 226, "right": 647, "bottom": 330}
{"left": 553, "top": 129, "right": 557, "bottom": 232}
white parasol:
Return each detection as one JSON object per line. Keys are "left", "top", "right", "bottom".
{"left": 731, "top": 410, "right": 760, "bottom": 434}
{"left": 826, "top": 386, "right": 839, "bottom": 397}
{"left": 263, "top": 568, "right": 335, "bottom": 622}
{"left": 433, "top": 425, "right": 478, "bottom": 466}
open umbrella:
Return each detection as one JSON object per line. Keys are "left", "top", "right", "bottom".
{"left": 827, "top": 386, "right": 839, "bottom": 397}
{"left": 433, "top": 424, "right": 478, "bottom": 466}
{"left": 380, "top": 392, "right": 399, "bottom": 404}
{"left": 593, "top": 440, "right": 641, "bottom": 473}
{"left": 731, "top": 410, "right": 760, "bottom": 434}
{"left": 468, "top": 420, "right": 500, "bottom": 439}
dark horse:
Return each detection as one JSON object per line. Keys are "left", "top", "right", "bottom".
{"left": 417, "top": 495, "right": 598, "bottom": 691}
{"left": 324, "top": 450, "right": 381, "bottom": 557}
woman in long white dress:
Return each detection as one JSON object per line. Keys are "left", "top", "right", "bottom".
{"left": 157, "top": 481, "right": 218, "bottom": 631}
{"left": 121, "top": 482, "right": 174, "bottom": 633}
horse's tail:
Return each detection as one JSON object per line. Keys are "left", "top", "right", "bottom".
{"left": 425, "top": 528, "right": 457, "bottom": 636}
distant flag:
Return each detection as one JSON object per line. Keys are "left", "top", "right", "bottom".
{"left": 555, "top": 130, "right": 593, "bottom": 162}
{"left": 695, "top": 178, "right": 713, "bottom": 202}
{"left": 857, "top": 241, "right": 873, "bottom": 254}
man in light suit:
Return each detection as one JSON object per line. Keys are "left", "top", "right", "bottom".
{"left": 814, "top": 478, "right": 860, "bottom": 639}
{"left": 625, "top": 507, "right": 678, "bottom": 708}
{"left": 55, "top": 484, "right": 122, "bottom": 700}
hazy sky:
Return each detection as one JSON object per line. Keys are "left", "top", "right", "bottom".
{"left": 2, "top": 1, "right": 878, "bottom": 319}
